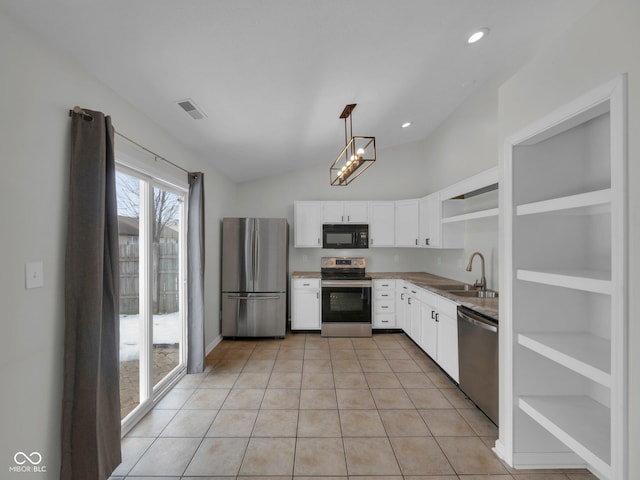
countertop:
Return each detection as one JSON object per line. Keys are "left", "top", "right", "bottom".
{"left": 291, "top": 271, "right": 499, "bottom": 321}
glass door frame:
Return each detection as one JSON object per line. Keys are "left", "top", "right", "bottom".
{"left": 115, "top": 161, "right": 188, "bottom": 435}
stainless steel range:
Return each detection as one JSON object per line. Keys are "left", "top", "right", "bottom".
{"left": 320, "top": 257, "right": 372, "bottom": 337}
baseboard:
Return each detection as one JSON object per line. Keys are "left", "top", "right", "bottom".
{"left": 512, "top": 451, "right": 586, "bottom": 470}
{"left": 492, "top": 440, "right": 511, "bottom": 466}
{"left": 206, "top": 334, "right": 223, "bottom": 355}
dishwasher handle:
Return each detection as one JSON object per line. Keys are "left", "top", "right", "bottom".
{"left": 458, "top": 309, "right": 498, "bottom": 333}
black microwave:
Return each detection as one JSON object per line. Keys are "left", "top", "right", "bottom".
{"left": 322, "top": 224, "right": 369, "bottom": 249}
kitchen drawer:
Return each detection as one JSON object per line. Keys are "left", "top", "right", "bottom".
{"left": 292, "top": 278, "right": 320, "bottom": 289}
{"left": 373, "top": 313, "right": 396, "bottom": 328}
{"left": 373, "top": 279, "right": 395, "bottom": 290}
{"left": 374, "top": 299, "right": 395, "bottom": 314}
{"left": 374, "top": 290, "right": 395, "bottom": 301}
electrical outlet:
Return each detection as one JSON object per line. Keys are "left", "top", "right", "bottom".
{"left": 25, "top": 261, "right": 44, "bottom": 289}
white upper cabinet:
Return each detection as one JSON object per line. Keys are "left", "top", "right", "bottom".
{"left": 293, "top": 167, "right": 498, "bottom": 250}
{"left": 368, "top": 202, "right": 395, "bottom": 247}
{"left": 322, "top": 201, "right": 368, "bottom": 223}
{"left": 395, "top": 199, "right": 420, "bottom": 247}
{"left": 294, "top": 201, "right": 322, "bottom": 247}
{"left": 418, "top": 192, "right": 441, "bottom": 248}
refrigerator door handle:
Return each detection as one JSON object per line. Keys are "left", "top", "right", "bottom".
{"left": 226, "top": 294, "right": 282, "bottom": 300}
{"left": 254, "top": 225, "right": 260, "bottom": 285}
{"left": 251, "top": 219, "right": 257, "bottom": 288}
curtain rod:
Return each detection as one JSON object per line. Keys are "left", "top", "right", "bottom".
{"left": 69, "top": 106, "right": 190, "bottom": 175}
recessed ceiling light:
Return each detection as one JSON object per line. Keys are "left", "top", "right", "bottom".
{"left": 467, "top": 28, "right": 489, "bottom": 44}
{"left": 401, "top": 122, "right": 412, "bottom": 128}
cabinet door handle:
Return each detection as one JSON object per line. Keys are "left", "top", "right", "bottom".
{"left": 435, "top": 313, "right": 439, "bottom": 322}
{"left": 408, "top": 298, "right": 412, "bottom": 305}
{"left": 381, "top": 305, "right": 389, "bottom": 309}
{"left": 317, "top": 238, "right": 321, "bottom": 245}
{"left": 342, "top": 215, "right": 344, "bottom": 222}
{"left": 347, "top": 215, "right": 350, "bottom": 222}
{"left": 381, "top": 293, "right": 389, "bottom": 297}
{"left": 316, "top": 292, "right": 319, "bottom": 299}
{"left": 302, "top": 283, "right": 310, "bottom": 286}
{"left": 425, "top": 238, "right": 430, "bottom": 246}
{"left": 370, "top": 238, "right": 374, "bottom": 245}
{"left": 415, "top": 238, "right": 418, "bottom": 245}
{"left": 431, "top": 310, "right": 435, "bottom": 320}
{"left": 400, "top": 293, "right": 404, "bottom": 300}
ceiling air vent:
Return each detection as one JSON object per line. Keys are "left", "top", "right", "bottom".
{"left": 177, "top": 98, "right": 207, "bottom": 120}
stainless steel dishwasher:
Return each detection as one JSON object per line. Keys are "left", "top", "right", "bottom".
{"left": 457, "top": 305, "right": 498, "bottom": 426}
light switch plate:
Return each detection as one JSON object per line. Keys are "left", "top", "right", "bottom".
{"left": 25, "top": 261, "right": 44, "bottom": 289}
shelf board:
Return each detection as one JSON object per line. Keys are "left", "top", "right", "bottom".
{"left": 516, "top": 189, "right": 611, "bottom": 216}
{"left": 518, "top": 395, "right": 611, "bottom": 476}
{"left": 441, "top": 207, "right": 499, "bottom": 224}
{"left": 518, "top": 333, "right": 611, "bottom": 387}
{"left": 517, "top": 268, "right": 612, "bottom": 295}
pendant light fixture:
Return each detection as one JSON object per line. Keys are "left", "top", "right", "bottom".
{"left": 330, "top": 104, "right": 376, "bottom": 186}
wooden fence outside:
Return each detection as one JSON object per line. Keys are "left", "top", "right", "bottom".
{"left": 119, "top": 242, "right": 179, "bottom": 314}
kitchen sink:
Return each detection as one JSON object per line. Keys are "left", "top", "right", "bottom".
{"left": 448, "top": 289, "right": 498, "bottom": 298}
{"left": 436, "top": 284, "right": 474, "bottom": 291}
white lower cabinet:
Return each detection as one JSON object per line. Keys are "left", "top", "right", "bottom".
{"left": 419, "top": 300, "right": 437, "bottom": 359}
{"left": 373, "top": 279, "right": 396, "bottom": 328}
{"left": 395, "top": 282, "right": 409, "bottom": 331}
{"left": 435, "top": 296, "right": 459, "bottom": 383}
{"left": 291, "top": 278, "right": 321, "bottom": 330}
{"left": 397, "top": 282, "right": 460, "bottom": 382}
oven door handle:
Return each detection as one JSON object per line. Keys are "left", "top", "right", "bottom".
{"left": 321, "top": 280, "right": 372, "bottom": 288}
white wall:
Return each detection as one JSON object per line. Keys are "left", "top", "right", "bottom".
{"left": 498, "top": 0, "right": 639, "bottom": 476}
{"left": 0, "top": 6, "right": 236, "bottom": 477}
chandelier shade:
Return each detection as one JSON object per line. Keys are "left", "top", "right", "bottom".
{"left": 330, "top": 104, "right": 376, "bottom": 186}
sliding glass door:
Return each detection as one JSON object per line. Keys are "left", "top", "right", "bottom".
{"left": 116, "top": 167, "right": 187, "bottom": 426}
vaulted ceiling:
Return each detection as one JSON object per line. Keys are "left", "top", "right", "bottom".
{"left": 1, "top": 0, "right": 597, "bottom": 182}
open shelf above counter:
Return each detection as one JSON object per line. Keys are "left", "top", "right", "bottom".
{"left": 441, "top": 207, "right": 498, "bottom": 223}
{"left": 440, "top": 167, "right": 498, "bottom": 224}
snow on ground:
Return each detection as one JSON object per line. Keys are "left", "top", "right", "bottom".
{"left": 120, "top": 311, "right": 181, "bottom": 362}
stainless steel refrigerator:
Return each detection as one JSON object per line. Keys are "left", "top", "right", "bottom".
{"left": 221, "top": 217, "right": 288, "bottom": 337}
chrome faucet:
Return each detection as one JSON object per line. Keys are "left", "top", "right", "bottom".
{"left": 466, "top": 251, "right": 486, "bottom": 291}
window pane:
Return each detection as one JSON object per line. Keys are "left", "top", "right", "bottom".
{"left": 151, "top": 186, "right": 182, "bottom": 387}
{"left": 116, "top": 171, "right": 141, "bottom": 420}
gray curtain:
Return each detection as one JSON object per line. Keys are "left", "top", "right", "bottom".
{"left": 61, "top": 108, "right": 121, "bottom": 480}
{"left": 187, "top": 172, "right": 205, "bottom": 373}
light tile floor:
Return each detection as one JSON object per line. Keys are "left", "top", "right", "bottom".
{"left": 110, "top": 332, "right": 597, "bottom": 480}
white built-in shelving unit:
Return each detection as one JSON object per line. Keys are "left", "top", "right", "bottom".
{"left": 497, "top": 76, "right": 627, "bottom": 480}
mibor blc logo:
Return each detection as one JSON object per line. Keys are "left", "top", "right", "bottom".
{"left": 9, "top": 451, "right": 46, "bottom": 473}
